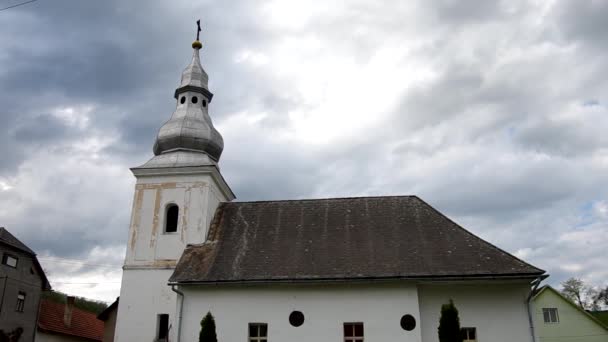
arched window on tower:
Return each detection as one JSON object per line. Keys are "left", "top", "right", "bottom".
{"left": 165, "top": 204, "right": 179, "bottom": 233}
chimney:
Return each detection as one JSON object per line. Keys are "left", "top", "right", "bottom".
{"left": 64, "top": 296, "right": 75, "bottom": 328}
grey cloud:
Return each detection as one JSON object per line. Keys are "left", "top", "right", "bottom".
{"left": 552, "top": 0, "right": 608, "bottom": 47}
{"left": 12, "top": 114, "right": 71, "bottom": 143}
{"left": 1, "top": 0, "right": 607, "bottom": 301}
{"left": 432, "top": 0, "right": 507, "bottom": 23}
{"left": 514, "top": 114, "right": 608, "bottom": 157}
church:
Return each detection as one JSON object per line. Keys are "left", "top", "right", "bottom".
{"left": 114, "top": 30, "right": 546, "bottom": 342}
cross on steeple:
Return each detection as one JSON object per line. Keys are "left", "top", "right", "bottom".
{"left": 196, "top": 19, "right": 201, "bottom": 41}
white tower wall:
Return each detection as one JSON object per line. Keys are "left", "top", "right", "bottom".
{"left": 115, "top": 170, "right": 233, "bottom": 342}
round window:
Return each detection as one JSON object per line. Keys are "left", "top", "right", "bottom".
{"left": 400, "top": 314, "right": 416, "bottom": 331}
{"left": 289, "top": 311, "right": 304, "bottom": 327}
{"left": 180, "top": 96, "right": 186, "bottom": 104}
{"left": 192, "top": 96, "right": 198, "bottom": 104}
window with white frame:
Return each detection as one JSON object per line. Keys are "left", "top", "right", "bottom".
{"left": 461, "top": 327, "right": 477, "bottom": 342}
{"left": 16, "top": 292, "right": 26, "bottom": 312}
{"left": 344, "top": 322, "right": 364, "bottom": 342}
{"left": 543, "top": 308, "right": 559, "bottom": 323}
{"left": 2, "top": 254, "right": 18, "bottom": 268}
{"left": 248, "top": 323, "right": 267, "bottom": 342}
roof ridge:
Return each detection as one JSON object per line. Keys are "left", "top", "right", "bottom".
{"left": 414, "top": 196, "right": 545, "bottom": 275}
{"left": 0, "top": 226, "right": 35, "bottom": 255}
{"left": 230, "top": 194, "right": 419, "bottom": 205}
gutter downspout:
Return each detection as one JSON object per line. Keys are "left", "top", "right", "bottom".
{"left": 171, "top": 285, "right": 184, "bottom": 342}
{"left": 526, "top": 275, "right": 548, "bottom": 342}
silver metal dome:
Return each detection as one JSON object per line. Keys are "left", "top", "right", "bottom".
{"left": 151, "top": 44, "right": 223, "bottom": 163}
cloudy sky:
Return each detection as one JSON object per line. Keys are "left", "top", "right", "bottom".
{"left": 1, "top": 0, "right": 607, "bottom": 303}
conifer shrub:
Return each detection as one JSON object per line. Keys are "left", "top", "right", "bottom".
{"left": 199, "top": 311, "right": 217, "bottom": 342}
{"left": 438, "top": 299, "right": 463, "bottom": 342}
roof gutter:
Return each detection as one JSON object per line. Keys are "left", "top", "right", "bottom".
{"left": 526, "top": 274, "right": 549, "bottom": 342}
{"left": 169, "top": 273, "right": 545, "bottom": 286}
{"left": 171, "top": 285, "right": 185, "bottom": 342}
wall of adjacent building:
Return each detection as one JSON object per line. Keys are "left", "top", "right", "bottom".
{"left": 417, "top": 282, "right": 533, "bottom": 342}
{"left": 0, "top": 245, "right": 44, "bottom": 342}
{"left": 36, "top": 331, "right": 91, "bottom": 342}
{"left": 533, "top": 288, "right": 608, "bottom": 342}
{"left": 101, "top": 306, "right": 117, "bottom": 342}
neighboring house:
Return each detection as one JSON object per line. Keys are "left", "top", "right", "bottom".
{"left": 0, "top": 227, "right": 51, "bottom": 342}
{"left": 532, "top": 286, "right": 608, "bottom": 342}
{"left": 97, "top": 298, "right": 118, "bottom": 342}
{"left": 37, "top": 297, "right": 104, "bottom": 342}
{"left": 114, "top": 32, "right": 547, "bottom": 342}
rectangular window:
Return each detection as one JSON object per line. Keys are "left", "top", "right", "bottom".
{"left": 16, "top": 292, "right": 26, "bottom": 312}
{"left": 157, "top": 314, "right": 169, "bottom": 341}
{"left": 543, "top": 308, "right": 559, "bottom": 323}
{"left": 248, "top": 323, "right": 267, "bottom": 342}
{"left": 344, "top": 322, "right": 364, "bottom": 342}
{"left": 2, "top": 254, "right": 18, "bottom": 268}
{"left": 461, "top": 327, "right": 477, "bottom": 342}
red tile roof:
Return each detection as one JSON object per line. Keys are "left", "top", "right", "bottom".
{"left": 38, "top": 299, "right": 104, "bottom": 341}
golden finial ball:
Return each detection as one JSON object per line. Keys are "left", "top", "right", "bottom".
{"left": 192, "top": 40, "right": 203, "bottom": 49}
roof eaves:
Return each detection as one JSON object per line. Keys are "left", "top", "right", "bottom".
{"left": 170, "top": 272, "right": 543, "bottom": 286}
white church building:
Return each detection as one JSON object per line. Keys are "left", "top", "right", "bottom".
{"left": 114, "top": 33, "right": 547, "bottom": 342}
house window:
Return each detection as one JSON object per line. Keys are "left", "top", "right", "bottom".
{"left": 157, "top": 314, "right": 169, "bottom": 341}
{"left": 2, "top": 254, "right": 18, "bottom": 268}
{"left": 344, "top": 322, "right": 364, "bottom": 342}
{"left": 543, "top": 308, "right": 559, "bottom": 323}
{"left": 165, "top": 204, "right": 179, "bottom": 233}
{"left": 16, "top": 292, "right": 26, "bottom": 312}
{"left": 249, "top": 323, "right": 267, "bottom": 342}
{"left": 461, "top": 327, "right": 477, "bottom": 342}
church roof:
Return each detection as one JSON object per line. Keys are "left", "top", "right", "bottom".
{"left": 169, "top": 196, "right": 544, "bottom": 284}
{"left": 145, "top": 40, "right": 224, "bottom": 168}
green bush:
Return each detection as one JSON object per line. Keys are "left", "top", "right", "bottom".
{"left": 199, "top": 311, "right": 217, "bottom": 342}
{"left": 41, "top": 291, "right": 108, "bottom": 314}
{"left": 438, "top": 299, "right": 463, "bottom": 342}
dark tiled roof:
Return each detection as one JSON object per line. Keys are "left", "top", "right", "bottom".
{"left": 0, "top": 227, "right": 34, "bottom": 254}
{"left": 97, "top": 297, "right": 118, "bottom": 321}
{"left": 0, "top": 227, "right": 51, "bottom": 290}
{"left": 170, "top": 196, "right": 544, "bottom": 284}
{"left": 38, "top": 299, "right": 104, "bottom": 341}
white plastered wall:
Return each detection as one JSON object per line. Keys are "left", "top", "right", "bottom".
{"left": 124, "top": 173, "right": 227, "bottom": 265}
{"left": 417, "top": 282, "right": 533, "bottom": 342}
{"left": 114, "top": 269, "right": 177, "bottom": 342}
{"left": 115, "top": 170, "right": 231, "bottom": 342}
{"left": 179, "top": 283, "right": 423, "bottom": 342}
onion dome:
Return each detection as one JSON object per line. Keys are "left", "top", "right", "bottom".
{"left": 151, "top": 39, "right": 224, "bottom": 164}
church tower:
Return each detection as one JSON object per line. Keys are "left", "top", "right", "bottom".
{"left": 115, "top": 26, "right": 235, "bottom": 342}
